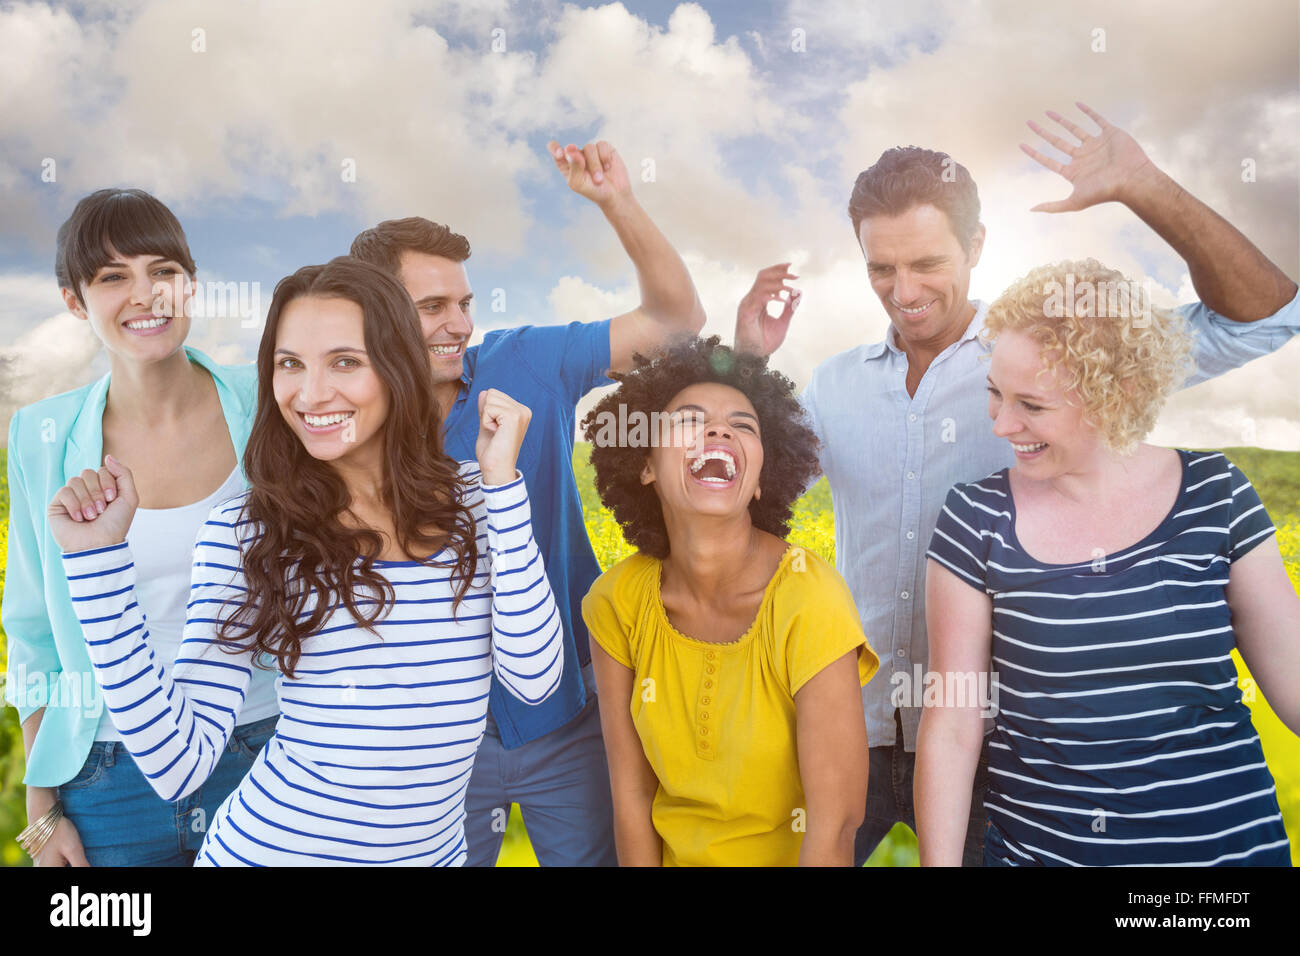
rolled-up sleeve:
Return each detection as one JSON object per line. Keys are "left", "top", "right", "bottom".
{"left": 1178, "top": 287, "right": 1300, "bottom": 388}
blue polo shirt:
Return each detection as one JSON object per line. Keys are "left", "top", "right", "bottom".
{"left": 441, "top": 319, "right": 613, "bottom": 748}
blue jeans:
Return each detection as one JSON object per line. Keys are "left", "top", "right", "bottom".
{"left": 853, "top": 709, "right": 991, "bottom": 866}
{"left": 463, "top": 672, "right": 617, "bottom": 867}
{"left": 56, "top": 715, "right": 279, "bottom": 867}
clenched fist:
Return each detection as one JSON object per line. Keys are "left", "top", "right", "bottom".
{"left": 547, "top": 139, "right": 632, "bottom": 210}
{"left": 475, "top": 389, "right": 532, "bottom": 487}
{"left": 48, "top": 454, "right": 139, "bottom": 553}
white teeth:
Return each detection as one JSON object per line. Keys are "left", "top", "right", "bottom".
{"left": 304, "top": 412, "right": 354, "bottom": 427}
{"left": 125, "top": 317, "right": 170, "bottom": 330}
{"left": 894, "top": 300, "right": 934, "bottom": 315}
{"left": 430, "top": 344, "right": 460, "bottom": 355}
{"left": 1012, "top": 441, "right": 1047, "bottom": 453}
{"left": 688, "top": 449, "right": 737, "bottom": 479}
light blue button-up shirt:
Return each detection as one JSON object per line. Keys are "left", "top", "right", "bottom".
{"left": 3, "top": 347, "right": 278, "bottom": 786}
{"left": 801, "top": 290, "right": 1300, "bottom": 752}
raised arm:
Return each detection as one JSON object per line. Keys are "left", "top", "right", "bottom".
{"left": 52, "top": 455, "right": 254, "bottom": 802}
{"left": 915, "top": 559, "right": 993, "bottom": 866}
{"left": 473, "top": 388, "right": 563, "bottom": 703}
{"left": 477, "top": 471, "right": 564, "bottom": 704}
{"left": 1023, "top": 101, "right": 1298, "bottom": 322}
{"left": 547, "top": 139, "right": 706, "bottom": 373}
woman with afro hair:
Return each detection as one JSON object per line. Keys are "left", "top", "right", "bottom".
{"left": 580, "top": 335, "right": 879, "bottom": 866}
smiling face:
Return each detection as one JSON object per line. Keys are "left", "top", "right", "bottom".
{"left": 639, "top": 382, "right": 764, "bottom": 522}
{"left": 63, "top": 248, "right": 193, "bottom": 361}
{"left": 272, "top": 295, "right": 390, "bottom": 466}
{"left": 859, "top": 203, "right": 984, "bottom": 350}
{"left": 396, "top": 251, "right": 474, "bottom": 386}
{"left": 987, "top": 329, "right": 1105, "bottom": 475}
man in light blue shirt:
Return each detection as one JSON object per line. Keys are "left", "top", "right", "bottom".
{"left": 736, "top": 103, "right": 1300, "bottom": 866}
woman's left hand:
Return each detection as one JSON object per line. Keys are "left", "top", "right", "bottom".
{"left": 475, "top": 389, "right": 532, "bottom": 486}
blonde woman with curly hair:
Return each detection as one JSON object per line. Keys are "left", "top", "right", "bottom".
{"left": 916, "top": 259, "right": 1300, "bottom": 866}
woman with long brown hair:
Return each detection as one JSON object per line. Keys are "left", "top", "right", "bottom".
{"left": 46, "top": 256, "right": 563, "bottom": 865}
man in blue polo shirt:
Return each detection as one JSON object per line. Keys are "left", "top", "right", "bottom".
{"left": 350, "top": 139, "right": 706, "bottom": 865}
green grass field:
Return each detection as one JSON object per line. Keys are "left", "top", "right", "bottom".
{"left": 2, "top": 444, "right": 1298, "bottom": 867}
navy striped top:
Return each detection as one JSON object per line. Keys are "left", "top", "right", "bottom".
{"left": 61, "top": 465, "right": 563, "bottom": 866}
{"left": 926, "top": 449, "right": 1290, "bottom": 866}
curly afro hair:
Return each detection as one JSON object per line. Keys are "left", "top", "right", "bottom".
{"left": 580, "top": 336, "right": 820, "bottom": 559}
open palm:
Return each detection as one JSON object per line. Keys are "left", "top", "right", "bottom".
{"left": 1021, "top": 102, "right": 1155, "bottom": 213}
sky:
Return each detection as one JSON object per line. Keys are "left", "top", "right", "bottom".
{"left": 1, "top": 0, "right": 1297, "bottom": 448}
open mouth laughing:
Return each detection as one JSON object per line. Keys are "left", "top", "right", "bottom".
{"left": 686, "top": 445, "right": 739, "bottom": 486}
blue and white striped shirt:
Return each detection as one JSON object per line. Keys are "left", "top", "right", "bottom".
{"left": 61, "top": 465, "right": 563, "bottom": 866}
{"left": 927, "top": 450, "right": 1290, "bottom": 866}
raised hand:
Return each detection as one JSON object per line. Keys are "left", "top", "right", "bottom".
{"left": 547, "top": 139, "right": 632, "bottom": 209}
{"left": 1021, "top": 102, "right": 1158, "bottom": 213}
{"left": 47, "top": 455, "right": 139, "bottom": 553}
{"left": 475, "top": 389, "right": 532, "bottom": 487}
{"left": 734, "top": 263, "right": 801, "bottom": 357}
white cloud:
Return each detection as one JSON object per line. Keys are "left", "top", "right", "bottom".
{"left": 0, "top": 311, "right": 103, "bottom": 431}
{"left": 1, "top": 0, "right": 1295, "bottom": 452}
{"left": 0, "top": 271, "right": 67, "bottom": 345}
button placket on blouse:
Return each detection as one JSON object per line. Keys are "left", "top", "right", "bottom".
{"left": 696, "top": 648, "right": 718, "bottom": 760}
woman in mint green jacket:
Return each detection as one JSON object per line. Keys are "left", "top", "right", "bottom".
{"left": 3, "top": 188, "right": 278, "bottom": 865}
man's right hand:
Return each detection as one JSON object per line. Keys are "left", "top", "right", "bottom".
{"left": 734, "top": 263, "right": 801, "bottom": 357}
{"left": 547, "top": 139, "right": 632, "bottom": 212}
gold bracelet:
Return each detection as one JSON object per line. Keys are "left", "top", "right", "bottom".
{"left": 17, "top": 802, "right": 64, "bottom": 858}
{"left": 19, "top": 808, "right": 62, "bottom": 858}
{"left": 17, "top": 812, "right": 57, "bottom": 856}
{"left": 16, "top": 803, "right": 58, "bottom": 847}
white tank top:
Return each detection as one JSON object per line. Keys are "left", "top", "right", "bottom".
{"left": 95, "top": 466, "right": 280, "bottom": 740}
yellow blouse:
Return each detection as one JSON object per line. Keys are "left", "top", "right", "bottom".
{"left": 582, "top": 545, "right": 879, "bottom": 866}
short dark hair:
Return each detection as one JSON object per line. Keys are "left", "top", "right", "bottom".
{"left": 580, "top": 336, "right": 820, "bottom": 559}
{"left": 847, "top": 147, "right": 981, "bottom": 253}
{"left": 55, "top": 188, "right": 196, "bottom": 307}
{"left": 349, "top": 217, "right": 471, "bottom": 277}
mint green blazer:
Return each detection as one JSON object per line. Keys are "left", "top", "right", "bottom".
{"left": 3, "top": 347, "right": 260, "bottom": 786}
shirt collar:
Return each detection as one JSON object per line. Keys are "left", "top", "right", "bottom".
{"left": 64, "top": 346, "right": 250, "bottom": 478}
{"left": 862, "top": 299, "right": 989, "bottom": 362}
